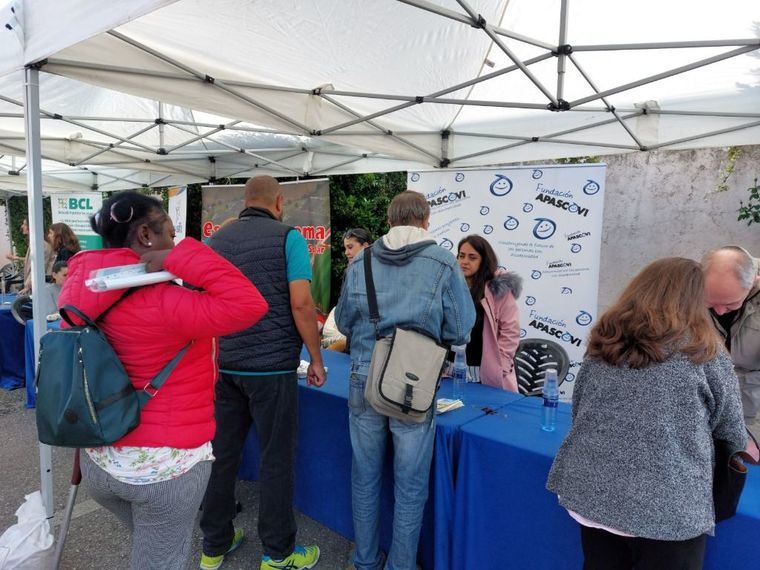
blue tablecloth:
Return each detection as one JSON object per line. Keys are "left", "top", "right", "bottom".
{"left": 453, "top": 396, "right": 760, "bottom": 569}
{"left": 0, "top": 295, "right": 25, "bottom": 391}
{"left": 239, "top": 349, "right": 523, "bottom": 569}
{"left": 24, "top": 318, "right": 60, "bottom": 408}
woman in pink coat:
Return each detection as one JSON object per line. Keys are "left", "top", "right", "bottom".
{"left": 455, "top": 235, "right": 522, "bottom": 391}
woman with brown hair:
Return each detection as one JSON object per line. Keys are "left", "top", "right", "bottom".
{"left": 547, "top": 257, "right": 748, "bottom": 569}
{"left": 48, "top": 222, "right": 81, "bottom": 263}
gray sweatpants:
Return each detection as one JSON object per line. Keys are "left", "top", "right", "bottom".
{"left": 81, "top": 452, "right": 212, "bottom": 570}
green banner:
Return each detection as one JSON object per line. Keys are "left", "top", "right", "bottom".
{"left": 201, "top": 179, "right": 331, "bottom": 314}
{"left": 51, "top": 193, "right": 103, "bottom": 251}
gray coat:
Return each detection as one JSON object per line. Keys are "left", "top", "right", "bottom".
{"left": 546, "top": 351, "right": 746, "bottom": 540}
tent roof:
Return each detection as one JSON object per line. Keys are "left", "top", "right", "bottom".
{"left": 1, "top": 0, "right": 759, "bottom": 189}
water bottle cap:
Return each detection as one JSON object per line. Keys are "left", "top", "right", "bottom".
{"left": 452, "top": 344, "right": 466, "bottom": 353}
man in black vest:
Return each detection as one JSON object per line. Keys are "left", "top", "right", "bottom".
{"left": 200, "top": 176, "right": 326, "bottom": 570}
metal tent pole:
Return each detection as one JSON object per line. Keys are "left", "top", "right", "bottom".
{"left": 23, "top": 65, "right": 54, "bottom": 519}
{"left": 556, "top": 0, "right": 569, "bottom": 102}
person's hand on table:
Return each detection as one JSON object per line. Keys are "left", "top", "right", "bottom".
{"left": 307, "top": 361, "right": 327, "bottom": 387}
{"left": 141, "top": 250, "right": 172, "bottom": 273}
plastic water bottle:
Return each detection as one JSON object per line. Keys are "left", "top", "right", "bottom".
{"left": 542, "top": 369, "right": 558, "bottom": 432}
{"left": 452, "top": 345, "right": 467, "bottom": 403}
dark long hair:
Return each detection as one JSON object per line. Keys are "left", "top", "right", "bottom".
{"left": 49, "top": 222, "right": 81, "bottom": 254}
{"left": 458, "top": 235, "right": 498, "bottom": 302}
{"left": 344, "top": 227, "right": 372, "bottom": 245}
{"left": 586, "top": 257, "right": 721, "bottom": 368}
{"left": 90, "top": 191, "right": 166, "bottom": 248}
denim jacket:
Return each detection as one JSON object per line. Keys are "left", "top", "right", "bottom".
{"left": 336, "top": 227, "right": 476, "bottom": 377}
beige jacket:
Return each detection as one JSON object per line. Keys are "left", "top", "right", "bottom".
{"left": 712, "top": 281, "right": 760, "bottom": 385}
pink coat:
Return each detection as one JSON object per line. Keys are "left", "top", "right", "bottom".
{"left": 479, "top": 272, "right": 522, "bottom": 392}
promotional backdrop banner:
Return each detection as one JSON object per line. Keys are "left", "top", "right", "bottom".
{"left": 201, "top": 179, "right": 331, "bottom": 313}
{"left": 407, "top": 165, "right": 606, "bottom": 400}
{"left": 51, "top": 193, "right": 103, "bottom": 250}
{"left": 167, "top": 186, "right": 187, "bottom": 244}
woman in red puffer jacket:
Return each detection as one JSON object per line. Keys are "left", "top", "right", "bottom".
{"left": 59, "top": 191, "right": 268, "bottom": 570}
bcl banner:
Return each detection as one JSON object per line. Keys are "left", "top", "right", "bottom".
{"left": 407, "top": 165, "right": 606, "bottom": 400}
{"left": 167, "top": 186, "right": 187, "bottom": 244}
{"left": 201, "top": 179, "right": 331, "bottom": 314}
{"left": 51, "top": 193, "right": 103, "bottom": 250}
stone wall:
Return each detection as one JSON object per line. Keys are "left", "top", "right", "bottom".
{"left": 598, "top": 145, "right": 760, "bottom": 312}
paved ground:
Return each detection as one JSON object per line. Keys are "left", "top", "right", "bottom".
{"left": 0, "top": 388, "right": 353, "bottom": 570}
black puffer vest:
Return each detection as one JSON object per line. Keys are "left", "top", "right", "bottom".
{"left": 208, "top": 207, "right": 302, "bottom": 372}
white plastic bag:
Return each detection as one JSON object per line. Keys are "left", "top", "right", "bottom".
{"left": 0, "top": 492, "right": 54, "bottom": 569}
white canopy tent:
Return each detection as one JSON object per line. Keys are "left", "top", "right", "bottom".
{"left": 1, "top": 0, "right": 759, "bottom": 518}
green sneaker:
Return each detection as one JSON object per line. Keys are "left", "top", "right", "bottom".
{"left": 200, "top": 528, "right": 245, "bottom": 570}
{"left": 260, "top": 544, "right": 320, "bottom": 569}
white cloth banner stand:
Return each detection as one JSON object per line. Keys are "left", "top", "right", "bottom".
{"left": 408, "top": 164, "right": 606, "bottom": 401}
{"left": 167, "top": 186, "right": 187, "bottom": 244}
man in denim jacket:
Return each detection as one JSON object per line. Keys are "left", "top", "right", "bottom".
{"left": 336, "top": 191, "right": 475, "bottom": 570}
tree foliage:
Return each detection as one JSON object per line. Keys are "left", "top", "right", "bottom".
{"left": 6, "top": 195, "right": 52, "bottom": 258}
{"left": 738, "top": 178, "right": 760, "bottom": 226}
{"left": 329, "top": 172, "right": 406, "bottom": 305}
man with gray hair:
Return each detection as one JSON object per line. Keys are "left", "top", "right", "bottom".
{"left": 703, "top": 245, "right": 760, "bottom": 423}
{"left": 336, "top": 191, "right": 475, "bottom": 570}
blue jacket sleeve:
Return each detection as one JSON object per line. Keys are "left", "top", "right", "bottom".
{"left": 335, "top": 265, "right": 355, "bottom": 338}
{"left": 441, "top": 264, "right": 476, "bottom": 346}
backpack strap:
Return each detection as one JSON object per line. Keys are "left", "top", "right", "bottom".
{"left": 363, "top": 247, "right": 381, "bottom": 340}
{"left": 137, "top": 342, "right": 192, "bottom": 406}
{"left": 59, "top": 287, "right": 139, "bottom": 328}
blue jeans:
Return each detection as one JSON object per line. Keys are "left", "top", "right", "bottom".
{"left": 348, "top": 372, "right": 435, "bottom": 570}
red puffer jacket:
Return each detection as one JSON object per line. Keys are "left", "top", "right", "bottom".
{"left": 59, "top": 238, "right": 268, "bottom": 448}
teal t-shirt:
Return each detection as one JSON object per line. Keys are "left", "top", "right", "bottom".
{"left": 221, "top": 228, "right": 311, "bottom": 376}
{"left": 285, "top": 229, "right": 312, "bottom": 283}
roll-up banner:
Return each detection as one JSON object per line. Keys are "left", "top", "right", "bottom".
{"left": 408, "top": 165, "right": 606, "bottom": 400}
{"left": 201, "top": 178, "right": 331, "bottom": 314}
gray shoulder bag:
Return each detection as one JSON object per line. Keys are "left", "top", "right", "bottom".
{"left": 363, "top": 246, "right": 448, "bottom": 422}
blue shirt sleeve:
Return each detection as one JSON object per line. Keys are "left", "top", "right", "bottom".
{"left": 285, "top": 230, "right": 313, "bottom": 282}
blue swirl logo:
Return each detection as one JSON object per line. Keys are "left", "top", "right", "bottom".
{"left": 440, "top": 238, "right": 454, "bottom": 251}
{"left": 480, "top": 206, "right": 490, "bottom": 216}
{"left": 519, "top": 328, "right": 527, "bottom": 338}
{"left": 532, "top": 169, "right": 543, "bottom": 180}
{"left": 531, "top": 270, "right": 542, "bottom": 280}
{"left": 564, "top": 372, "right": 576, "bottom": 383}
{"left": 568, "top": 203, "right": 579, "bottom": 213}
{"left": 522, "top": 202, "right": 533, "bottom": 213}
{"left": 570, "top": 243, "right": 582, "bottom": 253}
{"left": 410, "top": 172, "right": 420, "bottom": 182}
{"left": 576, "top": 310, "right": 593, "bottom": 326}
{"left": 561, "top": 332, "right": 573, "bottom": 343}
{"left": 483, "top": 224, "right": 494, "bottom": 235}
{"left": 503, "top": 216, "right": 519, "bottom": 230}
{"left": 525, "top": 296, "right": 536, "bottom": 306}
{"left": 560, "top": 287, "right": 572, "bottom": 295}
{"left": 497, "top": 265, "right": 507, "bottom": 272}
{"left": 532, "top": 218, "right": 557, "bottom": 240}
{"left": 460, "top": 223, "right": 470, "bottom": 232}
{"left": 583, "top": 179, "right": 600, "bottom": 195}
{"left": 489, "top": 175, "right": 513, "bottom": 196}
{"left": 455, "top": 172, "right": 465, "bottom": 182}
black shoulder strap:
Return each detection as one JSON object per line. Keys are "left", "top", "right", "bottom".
{"left": 136, "top": 342, "right": 192, "bottom": 407}
{"left": 59, "top": 288, "right": 140, "bottom": 328}
{"left": 363, "top": 247, "right": 381, "bottom": 339}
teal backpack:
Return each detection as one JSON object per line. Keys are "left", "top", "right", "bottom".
{"left": 35, "top": 291, "right": 189, "bottom": 447}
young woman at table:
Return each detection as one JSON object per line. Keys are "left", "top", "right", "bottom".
{"left": 48, "top": 222, "right": 81, "bottom": 263}
{"left": 321, "top": 227, "right": 371, "bottom": 351}
{"left": 451, "top": 234, "right": 521, "bottom": 391}
{"left": 547, "top": 257, "right": 749, "bottom": 570}
{"left": 59, "top": 191, "right": 268, "bottom": 570}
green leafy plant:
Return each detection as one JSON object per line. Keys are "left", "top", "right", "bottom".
{"left": 329, "top": 172, "right": 406, "bottom": 305}
{"left": 716, "top": 146, "right": 744, "bottom": 192}
{"left": 738, "top": 178, "right": 760, "bottom": 226}
{"left": 7, "top": 195, "right": 52, "bottom": 258}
